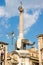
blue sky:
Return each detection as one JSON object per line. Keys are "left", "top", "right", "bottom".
{"left": 0, "top": 0, "right": 43, "bottom": 51}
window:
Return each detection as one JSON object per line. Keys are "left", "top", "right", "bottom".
{"left": 1, "top": 52, "right": 4, "bottom": 61}
{"left": 1, "top": 45, "right": 3, "bottom": 47}
{"left": 41, "top": 50, "right": 43, "bottom": 60}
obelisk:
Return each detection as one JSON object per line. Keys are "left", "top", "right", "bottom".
{"left": 16, "top": 2, "right": 24, "bottom": 50}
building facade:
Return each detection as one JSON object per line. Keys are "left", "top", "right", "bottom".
{"left": 0, "top": 42, "right": 8, "bottom": 65}
{"left": 38, "top": 34, "right": 43, "bottom": 65}
{"left": 7, "top": 48, "right": 39, "bottom": 65}
{"left": 0, "top": 36, "right": 43, "bottom": 65}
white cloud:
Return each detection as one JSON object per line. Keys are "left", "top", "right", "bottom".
{"left": 0, "top": 0, "right": 43, "bottom": 17}
{"left": 22, "top": 0, "right": 43, "bottom": 9}
{"left": 5, "top": 0, "right": 20, "bottom": 17}
{"left": 0, "top": 0, "right": 42, "bottom": 34}
{"left": 24, "top": 10, "right": 41, "bottom": 34}
{"left": 0, "top": 7, "right": 9, "bottom": 17}
{"left": 5, "top": 0, "right": 42, "bottom": 34}
{"left": 5, "top": 0, "right": 43, "bottom": 17}
{"left": 0, "top": 7, "right": 5, "bottom": 17}
{"left": 0, "top": 17, "right": 11, "bottom": 29}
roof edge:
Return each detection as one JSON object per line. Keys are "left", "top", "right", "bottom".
{"left": 0, "top": 42, "right": 8, "bottom": 45}
{"left": 37, "top": 34, "right": 43, "bottom": 38}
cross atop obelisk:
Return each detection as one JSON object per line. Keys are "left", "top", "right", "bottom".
{"left": 18, "top": 1, "right": 24, "bottom": 12}
{"left": 16, "top": 2, "right": 24, "bottom": 50}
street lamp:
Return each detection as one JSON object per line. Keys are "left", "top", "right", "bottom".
{"left": 11, "top": 32, "right": 15, "bottom": 45}
{"left": 6, "top": 31, "right": 15, "bottom": 51}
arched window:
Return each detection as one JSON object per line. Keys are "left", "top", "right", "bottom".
{"left": 1, "top": 52, "right": 4, "bottom": 61}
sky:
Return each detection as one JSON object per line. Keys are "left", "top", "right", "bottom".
{"left": 0, "top": 0, "right": 43, "bottom": 52}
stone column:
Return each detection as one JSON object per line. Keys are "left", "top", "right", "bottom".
{"left": 4, "top": 45, "right": 8, "bottom": 65}
{"left": 25, "top": 58, "right": 30, "bottom": 65}
{"left": 38, "top": 34, "right": 43, "bottom": 65}
{"left": 17, "top": 3, "right": 24, "bottom": 49}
